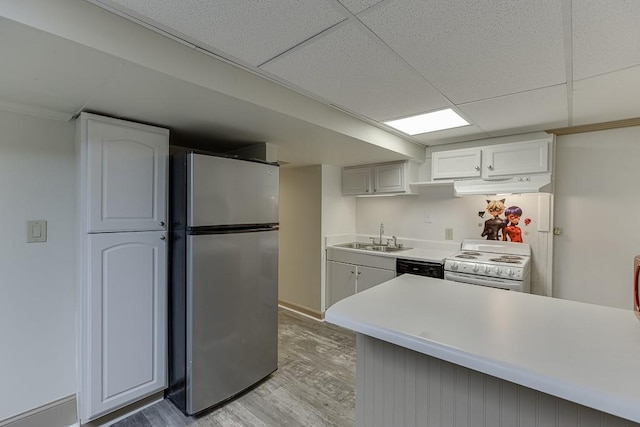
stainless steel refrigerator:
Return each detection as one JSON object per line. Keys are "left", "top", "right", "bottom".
{"left": 168, "top": 148, "right": 279, "bottom": 415}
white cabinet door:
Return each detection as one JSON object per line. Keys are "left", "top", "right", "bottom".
{"left": 432, "top": 148, "right": 482, "bottom": 180}
{"left": 483, "top": 139, "right": 549, "bottom": 177}
{"left": 82, "top": 231, "right": 167, "bottom": 421}
{"left": 85, "top": 117, "right": 168, "bottom": 232}
{"left": 373, "top": 162, "right": 405, "bottom": 194}
{"left": 356, "top": 265, "right": 396, "bottom": 293}
{"left": 327, "top": 260, "right": 356, "bottom": 307}
{"left": 342, "top": 166, "right": 371, "bottom": 195}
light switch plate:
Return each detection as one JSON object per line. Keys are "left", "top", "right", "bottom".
{"left": 423, "top": 210, "right": 433, "bottom": 223}
{"left": 27, "top": 220, "right": 47, "bottom": 243}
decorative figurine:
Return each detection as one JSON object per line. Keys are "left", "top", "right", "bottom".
{"left": 480, "top": 199, "right": 506, "bottom": 240}
{"left": 502, "top": 205, "right": 523, "bottom": 243}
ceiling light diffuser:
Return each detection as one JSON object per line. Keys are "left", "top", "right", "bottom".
{"left": 384, "top": 108, "right": 470, "bottom": 135}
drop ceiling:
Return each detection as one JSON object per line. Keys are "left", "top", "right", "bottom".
{"left": 1, "top": 0, "right": 640, "bottom": 166}
{"left": 89, "top": 0, "right": 640, "bottom": 142}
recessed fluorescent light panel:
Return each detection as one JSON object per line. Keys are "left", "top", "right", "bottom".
{"left": 384, "top": 108, "right": 470, "bottom": 135}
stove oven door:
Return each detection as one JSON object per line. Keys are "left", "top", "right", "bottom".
{"left": 444, "top": 271, "right": 528, "bottom": 293}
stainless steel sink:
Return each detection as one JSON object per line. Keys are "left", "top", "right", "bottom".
{"left": 335, "top": 242, "right": 370, "bottom": 249}
{"left": 368, "top": 245, "right": 408, "bottom": 252}
{"left": 334, "top": 242, "right": 410, "bottom": 252}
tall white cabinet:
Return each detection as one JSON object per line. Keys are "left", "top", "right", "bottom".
{"left": 77, "top": 113, "right": 169, "bottom": 423}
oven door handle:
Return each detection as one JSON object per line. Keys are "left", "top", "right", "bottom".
{"left": 444, "top": 272, "right": 523, "bottom": 291}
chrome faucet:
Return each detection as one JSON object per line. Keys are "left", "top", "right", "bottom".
{"left": 387, "top": 235, "right": 403, "bottom": 248}
{"left": 379, "top": 223, "right": 384, "bottom": 246}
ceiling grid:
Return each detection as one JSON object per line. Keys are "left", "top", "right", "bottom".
{"left": 2, "top": 0, "right": 640, "bottom": 163}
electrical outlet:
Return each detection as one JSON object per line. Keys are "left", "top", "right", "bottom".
{"left": 445, "top": 228, "right": 453, "bottom": 240}
{"left": 423, "top": 210, "right": 433, "bottom": 223}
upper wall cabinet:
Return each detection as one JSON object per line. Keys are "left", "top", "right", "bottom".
{"left": 432, "top": 138, "right": 550, "bottom": 181}
{"left": 342, "top": 166, "right": 372, "bottom": 195}
{"left": 483, "top": 140, "right": 549, "bottom": 177}
{"left": 431, "top": 148, "right": 482, "bottom": 180}
{"left": 342, "top": 160, "right": 418, "bottom": 196}
{"left": 78, "top": 113, "right": 169, "bottom": 233}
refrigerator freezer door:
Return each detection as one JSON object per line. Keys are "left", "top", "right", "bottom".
{"left": 188, "top": 154, "right": 278, "bottom": 227}
{"left": 186, "top": 229, "right": 278, "bottom": 414}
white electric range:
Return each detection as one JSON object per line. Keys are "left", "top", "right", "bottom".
{"left": 444, "top": 239, "right": 531, "bottom": 292}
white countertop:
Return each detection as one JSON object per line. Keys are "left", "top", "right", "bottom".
{"left": 325, "top": 234, "right": 460, "bottom": 264}
{"left": 330, "top": 245, "right": 454, "bottom": 264}
{"left": 325, "top": 274, "right": 640, "bottom": 423}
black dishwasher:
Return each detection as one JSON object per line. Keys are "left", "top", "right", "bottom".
{"left": 396, "top": 258, "right": 444, "bottom": 279}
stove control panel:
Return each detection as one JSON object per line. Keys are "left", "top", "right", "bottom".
{"left": 444, "top": 260, "right": 524, "bottom": 280}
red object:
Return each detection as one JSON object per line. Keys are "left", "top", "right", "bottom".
{"left": 503, "top": 225, "right": 523, "bottom": 242}
{"left": 634, "top": 256, "right": 640, "bottom": 319}
{"left": 524, "top": 218, "right": 531, "bottom": 226}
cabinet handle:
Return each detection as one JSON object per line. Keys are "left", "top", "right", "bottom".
{"left": 350, "top": 270, "right": 355, "bottom": 274}
{"left": 357, "top": 271, "right": 362, "bottom": 275}
{"left": 160, "top": 221, "right": 165, "bottom": 227}
{"left": 487, "top": 165, "right": 494, "bottom": 170}
{"left": 475, "top": 165, "right": 480, "bottom": 171}
{"left": 160, "top": 235, "right": 166, "bottom": 241}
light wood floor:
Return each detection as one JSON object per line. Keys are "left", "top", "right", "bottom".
{"left": 112, "top": 308, "right": 356, "bottom": 427}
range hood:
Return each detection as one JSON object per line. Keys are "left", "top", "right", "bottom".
{"left": 453, "top": 173, "right": 552, "bottom": 196}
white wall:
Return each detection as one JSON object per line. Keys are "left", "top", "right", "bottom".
{"left": 356, "top": 189, "right": 552, "bottom": 296}
{"left": 321, "top": 165, "right": 356, "bottom": 311}
{"left": 321, "top": 165, "right": 356, "bottom": 236}
{"left": 0, "top": 110, "right": 76, "bottom": 421}
{"left": 554, "top": 126, "right": 640, "bottom": 309}
{"left": 278, "top": 166, "right": 323, "bottom": 314}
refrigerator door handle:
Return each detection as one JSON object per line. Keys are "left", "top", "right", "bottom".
{"left": 187, "top": 224, "right": 279, "bottom": 235}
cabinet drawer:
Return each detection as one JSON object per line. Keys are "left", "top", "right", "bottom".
{"left": 327, "top": 248, "right": 396, "bottom": 270}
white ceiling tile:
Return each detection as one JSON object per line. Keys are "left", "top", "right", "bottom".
{"left": 0, "top": 17, "right": 122, "bottom": 114}
{"left": 261, "top": 22, "right": 449, "bottom": 122}
{"left": 572, "top": 65, "right": 640, "bottom": 125}
{"left": 458, "top": 85, "right": 568, "bottom": 134}
{"left": 84, "top": 62, "right": 412, "bottom": 166}
{"left": 99, "top": 0, "right": 346, "bottom": 66}
{"left": 336, "top": 0, "right": 383, "bottom": 15}
{"left": 573, "top": 0, "right": 640, "bottom": 80}
{"left": 411, "top": 125, "right": 490, "bottom": 146}
{"left": 360, "top": 0, "right": 566, "bottom": 104}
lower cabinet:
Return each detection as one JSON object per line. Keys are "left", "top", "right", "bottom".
{"left": 327, "top": 261, "right": 357, "bottom": 307}
{"left": 356, "top": 265, "right": 396, "bottom": 293}
{"left": 79, "top": 231, "right": 167, "bottom": 422}
{"left": 326, "top": 248, "right": 396, "bottom": 308}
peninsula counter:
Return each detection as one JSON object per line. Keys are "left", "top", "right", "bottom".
{"left": 325, "top": 274, "right": 640, "bottom": 426}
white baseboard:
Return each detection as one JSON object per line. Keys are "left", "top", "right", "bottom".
{"left": 0, "top": 391, "right": 164, "bottom": 427}
{"left": 278, "top": 301, "right": 324, "bottom": 321}
{"left": 82, "top": 392, "right": 164, "bottom": 427}
{"left": 0, "top": 395, "right": 77, "bottom": 427}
